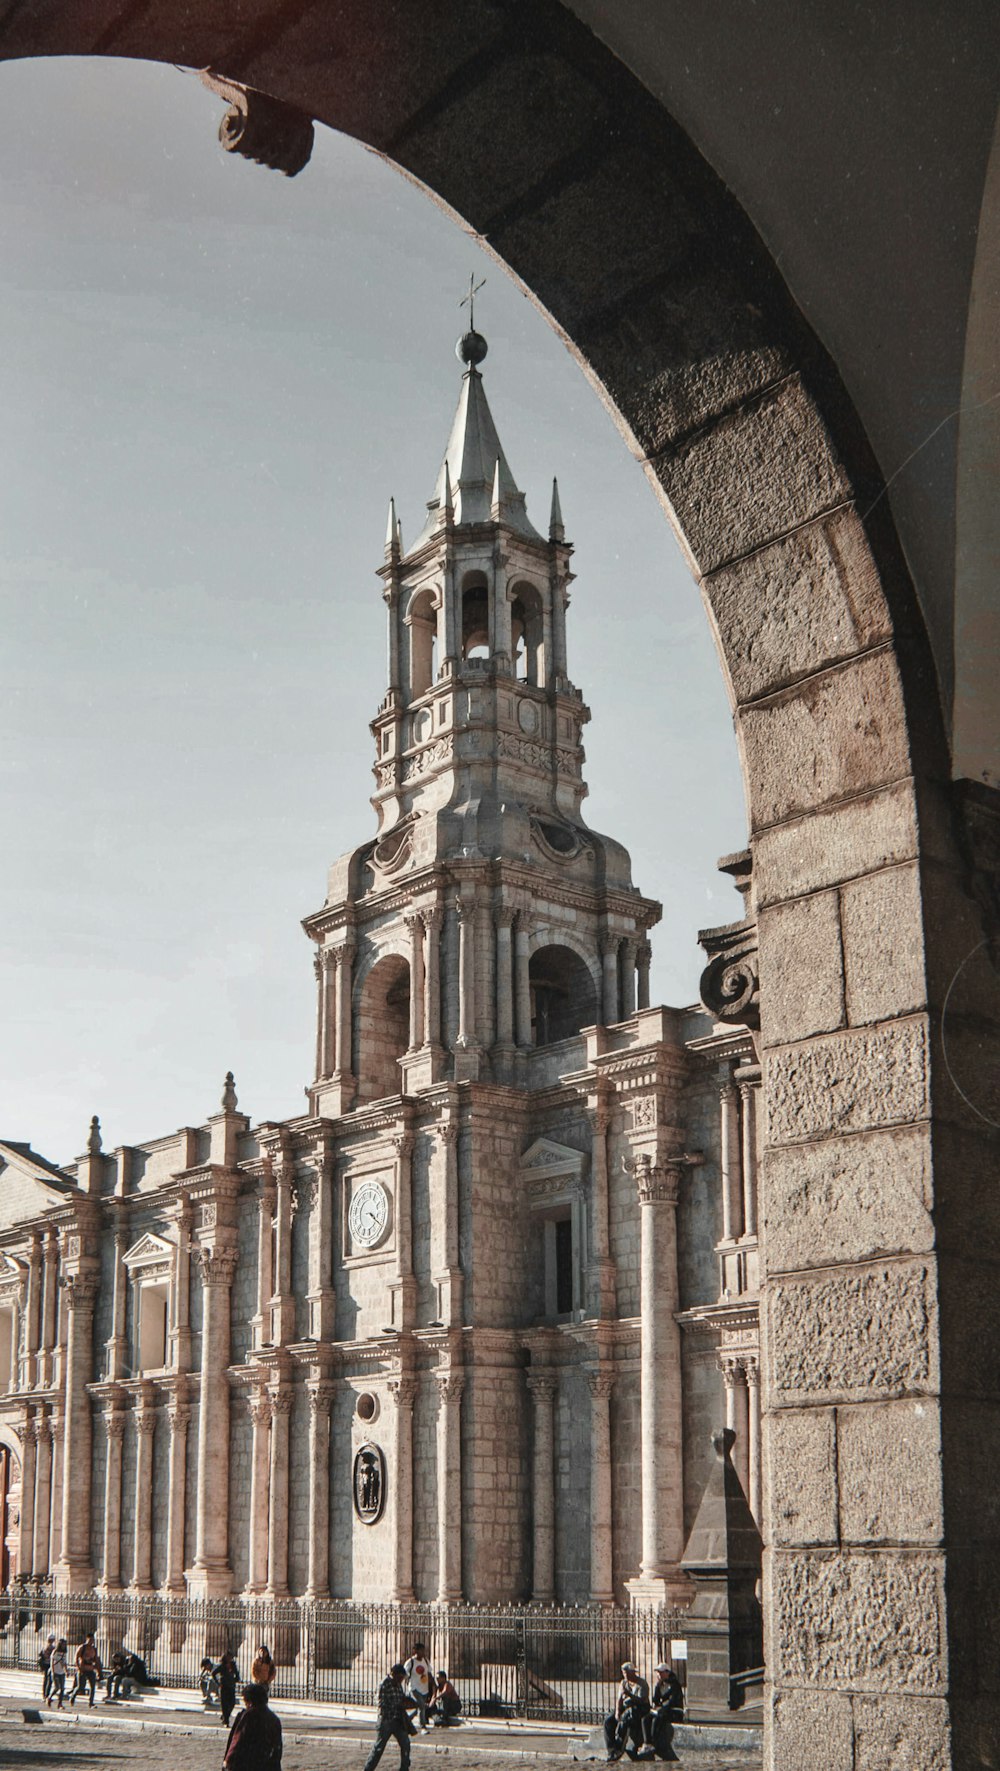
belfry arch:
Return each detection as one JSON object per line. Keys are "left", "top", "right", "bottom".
{"left": 2, "top": 8, "right": 998, "bottom": 1766}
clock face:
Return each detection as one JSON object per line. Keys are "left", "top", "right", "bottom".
{"left": 349, "top": 1179, "right": 390, "bottom": 1250}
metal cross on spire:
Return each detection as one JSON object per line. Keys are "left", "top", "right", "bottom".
{"left": 460, "top": 273, "right": 486, "bottom": 332}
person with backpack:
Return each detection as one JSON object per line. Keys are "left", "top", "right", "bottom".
{"left": 38, "top": 1634, "right": 56, "bottom": 1701}
{"left": 47, "top": 1639, "right": 68, "bottom": 1709}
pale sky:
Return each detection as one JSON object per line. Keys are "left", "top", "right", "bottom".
{"left": 0, "top": 57, "right": 746, "bottom": 1165}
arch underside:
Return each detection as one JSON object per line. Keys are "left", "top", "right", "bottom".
{"left": 3, "top": 7, "right": 1000, "bottom": 1765}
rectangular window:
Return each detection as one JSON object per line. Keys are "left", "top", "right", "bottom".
{"left": 138, "top": 1283, "right": 169, "bottom": 1372}
{"left": 0, "top": 1309, "right": 12, "bottom": 1393}
{"left": 554, "top": 1217, "right": 574, "bottom": 1314}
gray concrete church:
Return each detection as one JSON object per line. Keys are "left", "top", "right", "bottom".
{"left": 0, "top": 330, "right": 760, "bottom": 1610}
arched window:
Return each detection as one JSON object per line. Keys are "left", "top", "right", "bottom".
{"left": 356, "top": 954, "right": 410, "bottom": 1102}
{"left": 529, "top": 944, "right": 598, "bottom": 1045}
{"left": 461, "top": 575, "right": 490, "bottom": 661}
{"left": 408, "top": 588, "right": 438, "bottom": 698}
{"left": 510, "top": 581, "right": 544, "bottom": 684}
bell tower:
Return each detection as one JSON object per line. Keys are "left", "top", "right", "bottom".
{"left": 304, "top": 326, "right": 660, "bottom": 1114}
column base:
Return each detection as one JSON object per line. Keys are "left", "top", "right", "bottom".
{"left": 388, "top": 1277, "right": 418, "bottom": 1332}
{"left": 452, "top": 1043, "right": 481, "bottom": 1082}
{"left": 309, "top": 1073, "right": 356, "bottom": 1117}
{"left": 185, "top": 1563, "right": 234, "bottom": 1599}
{"left": 401, "top": 1044, "right": 447, "bottom": 1090}
{"left": 626, "top": 1569, "right": 694, "bottom": 1610}
{"left": 588, "top": 1258, "right": 618, "bottom": 1317}
{"left": 434, "top": 1268, "right": 465, "bottom": 1326}
{"left": 52, "top": 1561, "right": 96, "bottom": 1594}
{"left": 490, "top": 1041, "right": 517, "bottom": 1085}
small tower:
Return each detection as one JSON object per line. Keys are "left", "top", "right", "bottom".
{"left": 304, "top": 329, "right": 660, "bottom": 1112}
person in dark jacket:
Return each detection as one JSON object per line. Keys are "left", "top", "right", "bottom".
{"left": 363, "top": 1664, "right": 414, "bottom": 1771}
{"left": 644, "top": 1664, "right": 684, "bottom": 1761}
{"left": 215, "top": 1650, "right": 241, "bottom": 1726}
{"left": 604, "top": 1664, "right": 651, "bottom": 1761}
{"left": 224, "top": 1683, "right": 282, "bottom": 1769}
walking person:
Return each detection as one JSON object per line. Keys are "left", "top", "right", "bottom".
{"left": 404, "top": 1641, "right": 433, "bottom": 1731}
{"left": 71, "top": 1632, "right": 102, "bottom": 1708}
{"left": 38, "top": 1634, "right": 56, "bottom": 1702}
{"left": 250, "top": 1644, "right": 277, "bottom": 1693}
{"left": 363, "top": 1663, "right": 415, "bottom": 1771}
{"left": 224, "top": 1682, "right": 282, "bottom": 1769}
{"left": 216, "top": 1649, "right": 241, "bottom": 1726}
{"left": 47, "top": 1639, "right": 69, "bottom": 1710}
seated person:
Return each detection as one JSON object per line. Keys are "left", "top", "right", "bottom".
{"left": 428, "top": 1671, "right": 461, "bottom": 1725}
{"left": 644, "top": 1664, "right": 684, "bottom": 1762}
{"left": 105, "top": 1650, "right": 133, "bottom": 1701}
{"left": 604, "top": 1664, "right": 650, "bottom": 1762}
{"left": 200, "top": 1656, "right": 220, "bottom": 1707}
{"left": 123, "top": 1651, "right": 152, "bottom": 1687}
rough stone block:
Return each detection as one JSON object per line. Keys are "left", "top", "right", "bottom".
{"left": 765, "top": 1017, "right": 929, "bottom": 1145}
{"left": 768, "top": 1686, "right": 853, "bottom": 1771}
{"left": 753, "top": 781, "right": 919, "bottom": 911}
{"left": 841, "top": 863, "right": 926, "bottom": 1026}
{"left": 740, "top": 648, "right": 910, "bottom": 831}
{"left": 704, "top": 507, "right": 891, "bottom": 703}
{"left": 768, "top": 1261, "right": 938, "bottom": 1404}
{"left": 852, "top": 1694, "right": 952, "bottom": 1770}
{"left": 837, "top": 1399, "right": 944, "bottom": 1546}
{"left": 771, "top": 1548, "right": 947, "bottom": 1695}
{"left": 758, "top": 890, "right": 844, "bottom": 1045}
{"left": 764, "top": 1408, "right": 837, "bottom": 1547}
{"left": 762, "top": 1125, "right": 934, "bottom": 1273}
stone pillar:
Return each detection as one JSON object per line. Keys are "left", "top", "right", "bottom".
{"left": 601, "top": 937, "right": 620, "bottom": 1027}
{"left": 550, "top": 574, "right": 567, "bottom": 681}
{"left": 455, "top": 899, "right": 476, "bottom": 1048}
{"left": 22, "top": 1234, "right": 41, "bottom": 1390}
{"left": 31, "top": 1412, "right": 52, "bottom": 1577}
{"left": 17, "top": 1408, "right": 36, "bottom": 1577}
{"left": 253, "top": 1166, "right": 276, "bottom": 1351}
{"left": 719, "top": 1082, "right": 740, "bottom": 1241}
{"left": 636, "top": 942, "right": 652, "bottom": 1012}
{"left": 476, "top": 901, "right": 494, "bottom": 1048}
{"left": 722, "top": 1355, "right": 739, "bottom": 1434}
{"left": 190, "top": 1245, "right": 236, "bottom": 1595}
{"left": 739, "top": 1083, "right": 757, "bottom": 1238}
{"left": 588, "top": 1099, "right": 616, "bottom": 1317}
{"left": 314, "top": 952, "right": 326, "bottom": 1079}
{"left": 514, "top": 913, "right": 532, "bottom": 1049}
{"left": 721, "top": 1357, "right": 750, "bottom": 1498}
{"left": 163, "top": 1389, "right": 191, "bottom": 1592}
{"left": 305, "top": 1383, "right": 333, "bottom": 1599}
{"left": 391, "top": 1131, "right": 416, "bottom": 1331}
{"left": 48, "top": 1404, "right": 64, "bottom": 1571}
{"left": 406, "top": 914, "right": 425, "bottom": 1050}
{"left": 106, "top": 1228, "right": 128, "bottom": 1382}
{"left": 621, "top": 938, "right": 638, "bottom": 1018}
{"left": 435, "top": 1369, "right": 464, "bottom": 1603}
{"left": 39, "top": 1233, "right": 59, "bottom": 1389}
{"left": 432, "top": 1120, "right": 463, "bottom": 1327}
{"left": 527, "top": 1372, "right": 557, "bottom": 1602}
{"left": 99, "top": 1405, "right": 126, "bottom": 1589}
{"left": 57, "top": 1272, "right": 97, "bottom": 1589}
{"left": 423, "top": 907, "right": 443, "bottom": 1050}
{"left": 306, "top": 1150, "right": 335, "bottom": 1342}
{"left": 334, "top": 939, "right": 355, "bottom": 1082}
{"left": 131, "top": 1391, "right": 156, "bottom": 1591}
{"left": 745, "top": 1357, "right": 762, "bottom": 1525}
{"left": 495, "top": 908, "right": 515, "bottom": 1046}
{"left": 388, "top": 1375, "right": 416, "bottom": 1602}
{"left": 272, "top": 1153, "right": 295, "bottom": 1345}
{"left": 172, "top": 1196, "right": 193, "bottom": 1373}
{"left": 266, "top": 1387, "right": 292, "bottom": 1598}
{"left": 629, "top": 1156, "right": 686, "bottom": 1601}
{"left": 588, "top": 1369, "right": 614, "bottom": 1604}
{"left": 245, "top": 1389, "right": 272, "bottom": 1595}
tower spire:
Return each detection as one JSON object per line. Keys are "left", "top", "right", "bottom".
{"left": 549, "top": 477, "right": 564, "bottom": 542}
{"left": 415, "top": 327, "right": 541, "bottom": 544}
{"left": 385, "top": 496, "right": 399, "bottom": 557}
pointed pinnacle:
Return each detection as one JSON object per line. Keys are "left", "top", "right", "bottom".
{"left": 442, "top": 461, "right": 453, "bottom": 518}
{"left": 395, "top": 514, "right": 403, "bottom": 553}
{"left": 491, "top": 457, "right": 503, "bottom": 516}
{"left": 549, "top": 477, "right": 565, "bottom": 541}
{"left": 385, "top": 497, "right": 398, "bottom": 555}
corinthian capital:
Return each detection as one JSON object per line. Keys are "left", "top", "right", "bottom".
{"left": 195, "top": 1244, "right": 238, "bottom": 1288}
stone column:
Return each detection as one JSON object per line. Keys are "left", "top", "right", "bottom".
{"left": 514, "top": 913, "right": 532, "bottom": 1049}
{"left": 721, "top": 1356, "right": 750, "bottom": 1497}
{"left": 391, "top": 1131, "right": 416, "bottom": 1331}
{"left": 172, "top": 1196, "right": 193, "bottom": 1373}
{"left": 190, "top": 1245, "right": 236, "bottom": 1595}
{"left": 432, "top": 1120, "right": 463, "bottom": 1327}
{"left": 588, "top": 1369, "right": 614, "bottom": 1604}
{"left": 388, "top": 1375, "right": 416, "bottom": 1602}
{"left": 721, "top": 1355, "right": 739, "bottom": 1434}
{"left": 305, "top": 1383, "right": 333, "bottom": 1599}
{"left": 455, "top": 899, "right": 476, "bottom": 1048}
{"left": 266, "top": 1387, "right": 292, "bottom": 1598}
{"left": 527, "top": 1372, "right": 557, "bottom": 1602}
{"left": 314, "top": 952, "right": 326, "bottom": 1079}
{"left": 131, "top": 1392, "right": 156, "bottom": 1591}
{"left": 272, "top": 1154, "right": 295, "bottom": 1345}
{"left": 621, "top": 938, "right": 638, "bottom": 1018}
{"left": 163, "top": 1390, "right": 191, "bottom": 1592}
{"left": 245, "top": 1389, "right": 272, "bottom": 1595}
{"left": 22, "top": 1234, "right": 41, "bottom": 1391}
{"left": 601, "top": 937, "right": 620, "bottom": 1028}
{"left": 745, "top": 1357, "right": 762, "bottom": 1525}
{"left": 495, "top": 908, "right": 515, "bottom": 1046}
{"left": 636, "top": 942, "right": 652, "bottom": 1012}
{"left": 32, "top": 1412, "right": 52, "bottom": 1577}
{"left": 306, "top": 1151, "right": 335, "bottom": 1342}
{"left": 106, "top": 1228, "right": 128, "bottom": 1382}
{"left": 423, "top": 907, "right": 442, "bottom": 1050}
{"left": 57, "top": 1272, "right": 97, "bottom": 1589}
{"left": 588, "top": 1099, "right": 616, "bottom": 1317}
{"left": 99, "top": 1405, "right": 126, "bottom": 1589}
{"left": 435, "top": 1369, "right": 464, "bottom": 1603}
{"left": 17, "top": 1408, "right": 36, "bottom": 1577}
{"left": 48, "top": 1405, "right": 64, "bottom": 1571}
{"left": 40, "top": 1233, "right": 59, "bottom": 1389}
{"left": 739, "top": 1083, "right": 758, "bottom": 1238}
{"left": 406, "top": 914, "right": 425, "bottom": 1050}
{"left": 630, "top": 1156, "right": 685, "bottom": 1597}
{"left": 253, "top": 1166, "right": 276, "bottom": 1351}
{"left": 719, "top": 1082, "right": 740, "bottom": 1241}
{"left": 334, "top": 940, "right": 355, "bottom": 1082}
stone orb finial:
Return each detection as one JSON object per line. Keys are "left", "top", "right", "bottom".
{"left": 456, "top": 330, "right": 488, "bottom": 366}
{"left": 712, "top": 1425, "right": 737, "bottom": 1460}
{"left": 221, "top": 1071, "right": 238, "bottom": 1112}
{"left": 87, "top": 1115, "right": 102, "bottom": 1156}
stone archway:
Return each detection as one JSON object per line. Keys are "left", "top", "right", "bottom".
{"left": 2, "top": 7, "right": 997, "bottom": 1764}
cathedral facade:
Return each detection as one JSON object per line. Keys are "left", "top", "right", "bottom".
{"left": 0, "top": 332, "right": 760, "bottom": 1609}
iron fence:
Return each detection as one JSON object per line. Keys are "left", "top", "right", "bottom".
{"left": 0, "top": 1587, "right": 689, "bottom": 1724}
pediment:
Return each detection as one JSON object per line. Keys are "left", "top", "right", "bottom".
{"left": 520, "top": 1138, "right": 585, "bottom": 1173}
{"left": 122, "top": 1231, "right": 174, "bottom": 1271}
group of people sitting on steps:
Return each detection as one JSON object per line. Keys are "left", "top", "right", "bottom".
{"left": 603, "top": 1661, "right": 685, "bottom": 1763}
{"left": 38, "top": 1632, "right": 152, "bottom": 1709}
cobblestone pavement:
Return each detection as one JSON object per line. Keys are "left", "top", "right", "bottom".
{"left": 0, "top": 1716, "right": 760, "bottom": 1771}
